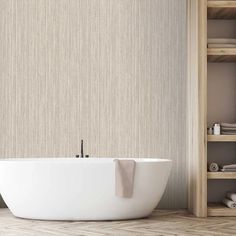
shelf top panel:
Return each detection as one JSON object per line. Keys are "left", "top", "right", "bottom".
{"left": 208, "top": 203, "right": 236, "bottom": 216}
{"left": 208, "top": 135, "right": 236, "bottom": 142}
{"left": 208, "top": 48, "right": 236, "bottom": 62}
{"left": 208, "top": 1, "right": 236, "bottom": 19}
{"left": 208, "top": 172, "right": 236, "bottom": 179}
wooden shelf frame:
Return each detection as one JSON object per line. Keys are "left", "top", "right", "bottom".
{"left": 188, "top": 0, "right": 236, "bottom": 217}
{"left": 206, "top": 0, "right": 236, "bottom": 218}
{"left": 187, "top": 0, "right": 236, "bottom": 217}
{"left": 208, "top": 172, "right": 236, "bottom": 179}
{"left": 187, "top": 0, "right": 208, "bottom": 217}
{"left": 208, "top": 203, "right": 236, "bottom": 216}
{"left": 208, "top": 135, "right": 236, "bottom": 142}
{"left": 208, "top": 48, "right": 236, "bottom": 62}
{"left": 208, "top": 1, "right": 236, "bottom": 19}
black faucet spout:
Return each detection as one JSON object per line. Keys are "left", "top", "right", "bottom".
{"left": 81, "top": 140, "right": 84, "bottom": 158}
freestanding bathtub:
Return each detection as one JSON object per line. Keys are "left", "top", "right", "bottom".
{"left": 0, "top": 158, "right": 171, "bottom": 221}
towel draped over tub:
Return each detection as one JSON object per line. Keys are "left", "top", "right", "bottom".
{"left": 114, "top": 159, "right": 136, "bottom": 198}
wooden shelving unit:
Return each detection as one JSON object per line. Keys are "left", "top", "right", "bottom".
{"left": 206, "top": 0, "right": 236, "bottom": 217}
{"left": 207, "top": 48, "right": 236, "bottom": 62}
{"left": 208, "top": 135, "right": 236, "bottom": 142}
{"left": 208, "top": 1, "right": 236, "bottom": 19}
{"left": 208, "top": 172, "right": 236, "bottom": 179}
{"left": 188, "top": 0, "right": 236, "bottom": 217}
{"left": 208, "top": 203, "right": 236, "bottom": 216}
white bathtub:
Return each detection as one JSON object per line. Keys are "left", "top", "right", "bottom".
{"left": 0, "top": 158, "right": 171, "bottom": 221}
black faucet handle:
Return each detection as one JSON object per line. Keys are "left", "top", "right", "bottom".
{"left": 75, "top": 155, "right": 80, "bottom": 158}
{"left": 85, "top": 155, "right": 89, "bottom": 158}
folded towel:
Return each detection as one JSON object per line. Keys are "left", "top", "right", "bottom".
{"left": 222, "top": 198, "right": 236, "bottom": 209}
{"left": 114, "top": 159, "right": 136, "bottom": 198}
{"left": 226, "top": 192, "right": 236, "bottom": 202}
{"left": 208, "top": 44, "right": 236, "bottom": 48}
{"left": 221, "top": 131, "right": 236, "bottom": 135}
{"left": 221, "top": 164, "right": 236, "bottom": 170}
{"left": 208, "top": 163, "right": 219, "bottom": 172}
{"left": 221, "top": 123, "right": 236, "bottom": 128}
{"left": 221, "top": 169, "right": 236, "bottom": 172}
{"left": 208, "top": 39, "right": 236, "bottom": 44}
{"left": 221, "top": 127, "right": 236, "bottom": 131}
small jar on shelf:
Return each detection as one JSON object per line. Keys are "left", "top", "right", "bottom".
{"left": 213, "top": 123, "right": 221, "bottom": 135}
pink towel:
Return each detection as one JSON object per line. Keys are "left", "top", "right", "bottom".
{"left": 114, "top": 159, "right": 136, "bottom": 198}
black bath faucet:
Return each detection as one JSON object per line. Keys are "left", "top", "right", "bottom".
{"left": 75, "top": 140, "right": 89, "bottom": 158}
{"left": 81, "top": 139, "right": 84, "bottom": 158}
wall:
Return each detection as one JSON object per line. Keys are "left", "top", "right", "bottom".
{"left": 0, "top": 0, "right": 187, "bottom": 208}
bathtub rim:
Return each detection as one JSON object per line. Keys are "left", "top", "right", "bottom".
{"left": 0, "top": 157, "right": 172, "bottom": 163}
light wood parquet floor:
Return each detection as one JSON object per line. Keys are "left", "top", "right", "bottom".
{"left": 0, "top": 209, "right": 236, "bottom": 236}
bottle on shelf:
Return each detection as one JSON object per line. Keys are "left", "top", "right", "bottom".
{"left": 213, "top": 123, "right": 221, "bottom": 135}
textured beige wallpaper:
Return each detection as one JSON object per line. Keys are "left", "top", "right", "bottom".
{"left": 0, "top": 0, "right": 187, "bottom": 208}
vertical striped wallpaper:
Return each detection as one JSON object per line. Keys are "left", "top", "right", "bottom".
{"left": 0, "top": 0, "right": 187, "bottom": 208}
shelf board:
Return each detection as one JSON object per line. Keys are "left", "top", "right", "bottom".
{"left": 208, "top": 203, "right": 236, "bottom": 216}
{"left": 208, "top": 1, "right": 236, "bottom": 19}
{"left": 208, "top": 135, "right": 236, "bottom": 142}
{"left": 208, "top": 48, "right": 236, "bottom": 62}
{"left": 208, "top": 172, "right": 236, "bottom": 179}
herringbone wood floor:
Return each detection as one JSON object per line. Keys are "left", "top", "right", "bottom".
{"left": 0, "top": 209, "right": 235, "bottom": 236}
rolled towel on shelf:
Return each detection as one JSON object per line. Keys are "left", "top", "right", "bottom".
{"left": 222, "top": 198, "right": 236, "bottom": 209}
{"left": 226, "top": 192, "right": 236, "bottom": 202}
{"left": 208, "top": 162, "right": 219, "bottom": 172}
